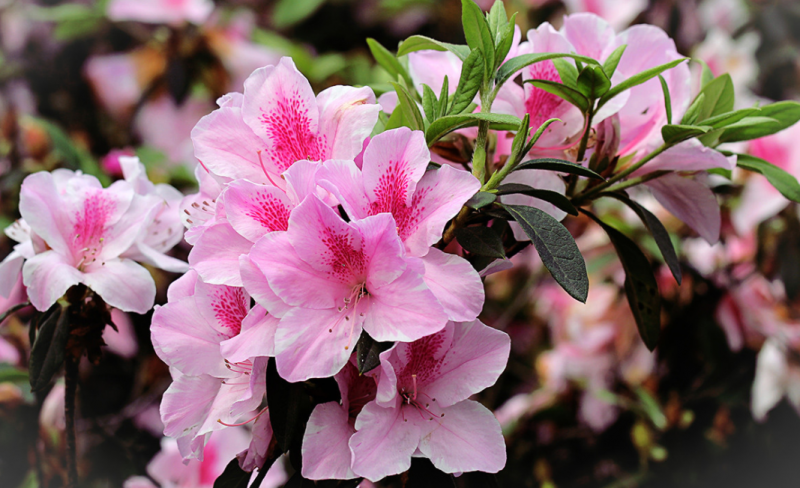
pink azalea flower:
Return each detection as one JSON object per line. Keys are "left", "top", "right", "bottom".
{"left": 302, "top": 360, "right": 378, "bottom": 480}
{"left": 561, "top": 0, "right": 647, "bottom": 30}
{"left": 317, "top": 127, "right": 485, "bottom": 321}
{"left": 191, "top": 57, "right": 379, "bottom": 186}
{"left": 242, "top": 195, "right": 449, "bottom": 382}
{"left": 152, "top": 270, "right": 273, "bottom": 459}
{"left": 102, "top": 309, "right": 139, "bottom": 359}
{"left": 0, "top": 219, "right": 35, "bottom": 301}
{"left": 18, "top": 170, "right": 157, "bottom": 313}
{"left": 107, "top": 0, "right": 214, "bottom": 25}
{"left": 135, "top": 94, "right": 213, "bottom": 168}
{"left": 180, "top": 165, "right": 229, "bottom": 245}
{"left": 101, "top": 148, "right": 136, "bottom": 178}
{"left": 752, "top": 338, "right": 800, "bottom": 422}
{"left": 348, "top": 320, "right": 509, "bottom": 481}
{"left": 84, "top": 52, "right": 145, "bottom": 120}
{"left": 188, "top": 160, "right": 320, "bottom": 287}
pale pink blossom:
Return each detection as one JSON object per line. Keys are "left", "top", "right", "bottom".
{"left": 191, "top": 57, "right": 379, "bottom": 186}
{"left": 107, "top": 0, "right": 214, "bottom": 25}
{"left": 752, "top": 338, "right": 800, "bottom": 422}
{"left": 102, "top": 309, "right": 139, "bottom": 359}
{"left": 242, "top": 195, "right": 449, "bottom": 381}
{"left": 317, "top": 128, "right": 485, "bottom": 321}
{"left": 562, "top": 0, "right": 647, "bottom": 30}
{"left": 348, "top": 320, "right": 509, "bottom": 481}
{"left": 84, "top": 52, "right": 145, "bottom": 120}
{"left": 135, "top": 94, "right": 213, "bottom": 168}
{"left": 152, "top": 271, "right": 273, "bottom": 458}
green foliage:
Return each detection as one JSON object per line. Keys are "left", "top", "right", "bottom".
{"left": 735, "top": 153, "right": 800, "bottom": 203}
{"left": 513, "top": 158, "right": 604, "bottom": 179}
{"left": 495, "top": 52, "right": 599, "bottom": 88}
{"left": 602, "top": 45, "right": 627, "bottom": 78}
{"left": 717, "top": 101, "right": 800, "bottom": 143}
{"left": 495, "top": 183, "right": 579, "bottom": 215}
{"left": 461, "top": 0, "right": 495, "bottom": 79}
{"left": 273, "top": 0, "right": 326, "bottom": 28}
{"left": 597, "top": 58, "right": 688, "bottom": 110}
{"left": 576, "top": 65, "right": 611, "bottom": 100}
{"left": 366, "top": 38, "right": 413, "bottom": 86}
{"left": 425, "top": 113, "right": 521, "bottom": 145}
{"left": 456, "top": 226, "right": 506, "bottom": 258}
{"left": 465, "top": 191, "right": 497, "bottom": 209}
{"left": 397, "top": 36, "right": 470, "bottom": 60}
{"left": 658, "top": 74, "right": 672, "bottom": 125}
{"left": 390, "top": 82, "right": 425, "bottom": 130}
{"left": 212, "top": 460, "right": 251, "bottom": 488}
{"left": 29, "top": 302, "right": 70, "bottom": 392}
{"left": 524, "top": 79, "right": 590, "bottom": 113}
{"left": 450, "top": 49, "right": 485, "bottom": 115}
{"left": 355, "top": 333, "right": 392, "bottom": 374}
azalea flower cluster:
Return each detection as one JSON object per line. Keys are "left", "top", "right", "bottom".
{"left": 151, "top": 56, "right": 510, "bottom": 481}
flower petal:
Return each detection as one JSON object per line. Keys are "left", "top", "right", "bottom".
{"left": 302, "top": 402, "right": 357, "bottom": 480}
{"left": 350, "top": 399, "right": 421, "bottom": 482}
{"left": 421, "top": 248, "right": 484, "bottom": 322}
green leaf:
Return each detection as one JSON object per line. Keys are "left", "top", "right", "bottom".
{"left": 456, "top": 226, "right": 506, "bottom": 258}
{"left": 514, "top": 158, "right": 604, "bottom": 179}
{"left": 0, "top": 364, "right": 28, "bottom": 384}
{"left": 701, "top": 107, "right": 760, "bottom": 129}
{"left": 602, "top": 192, "right": 681, "bottom": 284}
{"left": 658, "top": 74, "right": 672, "bottom": 125}
{"left": 718, "top": 101, "right": 800, "bottom": 143}
{"left": 213, "top": 459, "right": 251, "bottom": 488}
{"left": 525, "top": 79, "right": 590, "bottom": 113}
{"left": 487, "top": 0, "right": 508, "bottom": 38}
{"left": 421, "top": 84, "right": 437, "bottom": 123}
{"left": 696, "top": 74, "right": 734, "bottom": 122}
{"left": 266, "top": 358, "right": 314, "bottom": 453}
{"left": 355, "top": 333, "right": 392, "bottom": 374}
{"left": 0, "top": 302, "right": 29, "bottom": 325}
{"left": 438, "top": 76, "right": 450, "bottom": 118}
{"left": 735, "top": 153, "right": 800, "bottom": 203}
{"left": 496, "top": 52, "right": 600, "bottom": 88}
{"left": 695, "top": 58, "right": 714, "bottom": 88}
{"left": 426, "top": 113, "right": 521, "bottom": 145}
{"left": 598, "top": 58, "right": 688, "bottom": 109}
{"left": 576, "top": 65, "right": 611, "bottom": 100}
{"left": 524, "top": 118, "right": 562, "bottom": 153}
{"left": 461, "top": 0, "right": 495, "bottom": 77}
{"left": 272, "top": 0, "right": 325, "bottom": 28}
{"left": 661, "top": 124, "right": 712, "bottom": 145}
{"left": 583, "top": 212, "right": 661, "bottom": 350}
{"left": 383, "top": 102, "right": 410, "bottom": 131}
{"left": 635, "top": 387, "right": 668, "bottom": 430}
{"left": 681, "top": 92, "right": 706, "bottom": 126}
{"left": 29, "top": 302, "right": 70, "bottom": 392}
{"left": 366, "top": 38, "right": 413, "bottom": 86}
{"left": 465, "top": 191, "right": 497, "bottom": 209}
{"left": 397, "top": 36, "right": 471, "bottom": 60}
{"left": 502, "top": 204, "right": 589, "bottom": 302}
{"left": 494, "top": 14, "right": 517, "bottom": 68}
{"left": 391, "top": 82, "right": 425, "bottom": 131}
{"left": 450, "top": 49, "right": 484, "bottom": 115}
{"left": 602, "top": 44, "right": 627, "bottom": 78}
{"left": 552, "top": 58, "right": 579, "bottom": 88}
{"left": 496, "top": 184, "right": 578, "bottom": 216}
{"left": 508, "top": 113, "right": 530, "bottom": 167}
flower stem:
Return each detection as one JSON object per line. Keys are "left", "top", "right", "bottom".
{"left": 573, "top": 143, "right": 669, "bottom": 204}
{"left": 64, "top": 354, "right": 79, "bottom": 488}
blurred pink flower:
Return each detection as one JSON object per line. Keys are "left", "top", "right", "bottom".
{"left": 561, "top": 0, "right": 647, "bottom": 30}
{"left": 135, "top": 95, "right": 213, "bottom": 168}
{"left": 107, "top": 0, "right": 214, "bottom": 26}
{"left": 102, "top": 309, "right": 139, "bottom": 359}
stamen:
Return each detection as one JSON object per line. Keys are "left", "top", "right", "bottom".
{"left": 257, "top": 150, "right": 282, "bottom": 187}
{"left": 217, "top": 406, "right": 268, "bottom": 427}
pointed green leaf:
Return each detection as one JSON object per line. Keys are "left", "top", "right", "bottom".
{"left": 266, "top": 358, "right": 314, "bottom": 453}
{"left": 494, "top": 13, "right": 517, "bottom": 69}
{"left": 701, "top": 107, "right": 760, "bottom": 129}
{"left": 502, "top": 204, "right": 589, "bottom": 302}
{"left": 461, "top": 0, "right": 495, "bottom": 76}
{"left": 552, "top": 57, "right": 579, "bottom": 88}
{"left": 598, "top": 58, "right": 688, "bottom": 109}
{"left": 576, "top": 65, "right": 612, "bottom": 99}
{"left": 356, "top": 333, "right": 392, "bottom": 374}
{"left": 0, "top": 302, "right": 29, "bottom": 325}
{"left": 397, "top": 36, "right": 471, "bottom": 60}
{"left": 465, "top": 191, "right": 497, "bottom": 209}
{"left": 584, "top": 211, "right": 661, "bottom": 350}
{"left": 450, "top": 49, "right": 484, "bottom": 115}
{"left": 438, "top": 76, "right": 450, "bottom": 118}
{"left": 426, "top": 113, "right": 521, "bottom": 145}
{"left": 525, "top": 79, "right": 590, "bottom": 113}
{"left": 383, "top": 101, "right": 410, "bottom": 131}
{"left": 421, "top": 84, "right": 437, "bottom": 123}
{"left": 508, "top": 113, "right": 530, "bottom": 166}
{"left": 695, "top": 58, "right": 714, "bottom": 88}
{"left": 273, "top": 0, "right": 325, "bottom": 28}
{"left": 681, "top": 92, "right": 706, "bottom": 126}
{"left": 487, "top": 0, "right": 508, "bottom": 39}
{"left": 29, "top": 302, "right": 69, "bottom": 391}
{"left": 514, "top": 158, "right": 604, "bottom": 179}
{"left": 718, "top": 101, "right": 800, "bottom": 143}
{"left": 391, "top": 82, "right": 424, "bottom": 131}
{"left": 524, "top": 118, "right": 563, "bottom": 153}
{"left": 213, "top": 460, "right": 250, "bottom": 488}
{"left": 661, "top": 124, "right": 712, "bottom": 145}
{"left": 496, "top": 183, "right": 579, "bottom": 215}
{"left": 602, "top": 44, "right": 627, "bottom": 78}
{"left": 735, "top": 153, "right": 800, "bottom": 203}
{"left": 496, "top": 52, "right": 600, "bottom": 88}
{"left": 602, "top": 192, "right": 681, "bottom": 284}
{"left": 366, "top": 38, "right": 413, "bottom": 86}
{"left": 658, "top": 74, "right": 672, "bottom": 125}
{"left": 456, "top": 226, "right": 506, "bottom": 258}
{"left": 696, "top": 74, "right": 734, "bottom": 122}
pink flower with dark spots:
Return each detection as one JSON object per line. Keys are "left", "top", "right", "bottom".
{"left": 152, "top": 270, "right": 275, "bottom": 459}
{"left": 242, "top": 195, "right": 449, "bottom": 382}
{"left": 348, "top": 320, "right": 510, "bottom": 481}
{"left": 191, "top": 58, "right": 379, "bottom": 187}
{"left": 317, "top": 128, "right": 485, "bottom": 322}
{"left": 18, "top": 170, "right": 156, "bottom": 312}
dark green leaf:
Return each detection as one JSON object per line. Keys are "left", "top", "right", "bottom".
{"left": 525, "top": 79, "right": 590, "bottom": 113}
{"left": 552, "top": 58, "right": 579, "bottom": 88}
{"left": 426, "top": 113, "right": 521, "bottom": 145}
{"left": 465, "top": 191, "right": 497, "bottom": 209}
{"left": 508, "top": 113, "right": 530, "bottom": 168}
{"left": 718, "top": 101, "right": 800, "bottom": 143}
{"left": 29, "top": 302, "right": 69, "bottom": 391}
{"left": 0, "top": 302, "right": 29, "bottom": 325}
{"left": 583, "top": 211, "right": 661, "bottom": 350}
{"left": 213, "top": 459, "right": 250, "bottom": 488}
{"left": 273, "top": 0, "right": 325, "bottom": 28}
{"left": 598, "top": 58, "right": 687, "bottom": 109}
{"left": 524, "top": 118, "right": 563, "bottom": 153}
{"left": 576, "top": 65, "right": 611, "bottom": 100}
{"left": 267, "top": 358, "right": 314, "bottom": 454}
{"left": 496, "top": 52, "right": 600, "bottom": 88}
{"left": 514, "top": 158, "right": 604, "bottom": 179}
{"left": 397, "top": 36, "right": 470, "bottom": 60}
{"left": 497, "top": 184, "right": 579, "bottom": 216}
{"left": 658, "top": 74, "right": 672, "bottom": 125}
{"left": 461, "top": 0, "right": 495, "bottom": 77}
{"left": 602, "top": 44, "right": 627, "bottom": 78}
{"left": 355, "top": 333, "right": 391, "bottom": 374}
{"left": 494, "top": 14, "right": 517, "bottom": 68}
{"left": 681, "top": 93, "right": 706, "bottom": 126}
{"left": 661, "top": 124, "right": 712, "bottom": 145}
{"left": 602, "top": 192, "right": 681, "bottom": 284}
{"left": 450, "top": 49, "right": 484, "bottom": 115}
{"left": 282, "top": 473, "right": 316, "bottom": 488}
{"left": 438, "top": 76, "right": 450, "bottom": 118}
{"left": 487, "top": 0, "right": 508, "bottom": 40}
{"left": 701, "top": 107, "right": 759, "bottom": 129}
{"left": 455, "top": 226, "right": 506, "bottom": 258}
{"left": 421, "top": 84, "right": 437, "bottom": 123}
{"left": 736, "top": 153, "right": 800, "bottom": 203}
{"left": 0, "top": 365, "right": 28, "bottom": 384}
{"left": 695, "top": 74, "right": 734, "bottom": 122}
{"left": 391, "top": 82, "right": 425, "bottom": 131}
{"left": 502, "top": 204, "right": 589, "bottom": 302}
{"left": 366, "top": 38, "right": 412, "bottom": 86}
